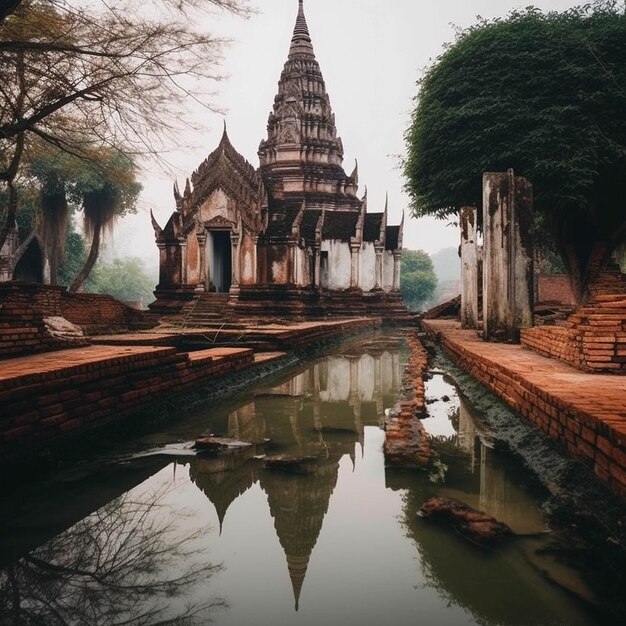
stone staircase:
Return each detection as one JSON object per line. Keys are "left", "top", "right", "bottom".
{"left": 181, "top": 293, "right": 233, "bottom": 328}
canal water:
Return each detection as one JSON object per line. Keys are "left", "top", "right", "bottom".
{"left": 0, "top": 334, "right": 614, "bottom": 625}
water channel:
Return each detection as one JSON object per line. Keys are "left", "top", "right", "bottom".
{"left": 0, "top": 333, "right": 618, "bottom": 625}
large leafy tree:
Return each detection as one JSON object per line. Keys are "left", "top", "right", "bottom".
{"left": 404, "top": 2, "right": 626, "bottom": 303}
{"left": 400, "top": 249, "right": 438, "bottom": 311}
{"left": 27, "top": 145, "right": 140, "bottom": 288}
{"left": 0, "top": 0, "right": 249, "bottom": 250}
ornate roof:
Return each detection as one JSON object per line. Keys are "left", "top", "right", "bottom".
{"left": 186, "top": 125, "right": 267, "bottom": 232}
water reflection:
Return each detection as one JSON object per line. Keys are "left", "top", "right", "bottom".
{"left": 0, "top": 479, "right": 226, "bottom": 625}
{"left": 387, "top": 381, "right": 592, "bottom": 626}
{"left": 189, "top": 347, "right": 404, "bottom": 610}
{"left": 0, "top": 338, "right": 607, "bottom": 625}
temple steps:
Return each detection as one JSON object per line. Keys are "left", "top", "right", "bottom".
{"left": 182, "top": 293, "right": 234, "bottom": 328}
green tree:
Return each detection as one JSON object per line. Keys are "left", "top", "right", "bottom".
{"left": 404, "top": 2, "right": 626, "bottom": 304}
{"left": 0, "top": 0, "right": 250, "bottom": 250}
{"left": 27, "top": 144, "right": 141, "bottom": 288}
{"left": 89, "top": 257, "right": 155, "bottom": 304}
{"left": 401, "top": 249, "right": 438, "bottom": 311}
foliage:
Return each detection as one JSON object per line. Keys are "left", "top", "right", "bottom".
{"left": 89, "top": 257, "right": 156, "bottom": 304}
{"left": 0, "top": 0, "right": 249, "bottom": 249}
{"left": 404, "top": 1, "right": 626, "bottom": 293}
{"left": 57, "top": 228, "right": 87, "bottom": 287}
{"left": 400, "top": 249, "right": 438, "bottom": 311}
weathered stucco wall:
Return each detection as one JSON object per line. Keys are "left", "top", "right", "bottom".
{"left": 360, "top": 243, "right": 377, "bottom": 291}
{"left": 382, "top": 251, "right": 394, "bottom": 292}
{"left": 322, "top": 240, "right": 351, "bottom": 290}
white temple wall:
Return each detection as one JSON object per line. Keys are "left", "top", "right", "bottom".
{"left": 318, "top": 357, "right": 351, "bottom": 402}
{"left": 360, "top": 243, "right": 377, "bottom": 291}
{"left": 321, "top": 240, "right": 351, "bottom": 290}
{"left": 382, "top": 251, "right": 394, "bottom": 292}
{"left": 358, "top": 354, "right": 375, "bottom": 402}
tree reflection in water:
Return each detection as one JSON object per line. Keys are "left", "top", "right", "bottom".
{"left": 0, "top": 480, "right": 226, "bottom": 625}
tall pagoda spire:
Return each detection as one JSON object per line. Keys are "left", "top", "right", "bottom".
{"left": 258, "top": 0, "right": 362, "bottom": 212}
{"left": 289, "top": 0, "right": 314, "bottom": 59}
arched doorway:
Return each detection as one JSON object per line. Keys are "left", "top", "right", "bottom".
{"left": 13, "top": 238, "right": 44, "bottom": 283}
{"left": 209, "top": 230, "right": 232, "bottom": 293}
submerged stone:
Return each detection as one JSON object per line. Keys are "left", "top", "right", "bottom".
{"left": 419, "top": 496, "right": 512, "bottom": 547}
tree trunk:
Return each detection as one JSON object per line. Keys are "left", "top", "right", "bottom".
{"left": 69, "top": 223, "right": 100, "bottom": 293}
{"left": 0, "top": 179, "right": 18, "bottom": 253}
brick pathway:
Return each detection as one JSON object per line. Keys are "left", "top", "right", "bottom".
{"left": 423, "top": 319, "right": 626, "bottom": 497}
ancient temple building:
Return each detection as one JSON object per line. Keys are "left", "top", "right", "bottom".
{"left": 151, "top": 0, "right": 406, "bottom": 318}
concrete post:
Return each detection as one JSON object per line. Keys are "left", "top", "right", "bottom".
{"left": 460, "top": 207, "right": 479, "bottom": 329}
{"left": 482, "top": 169, "right": 534, "bottom": 342}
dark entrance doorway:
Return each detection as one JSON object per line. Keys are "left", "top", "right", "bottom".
{"left": 13, "top": 238, "right": 44, "bottom": 283}
{"left": 210, "top": 231, "right": 232, "bottom": 293}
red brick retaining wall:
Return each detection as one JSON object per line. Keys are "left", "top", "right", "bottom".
{"left": 423, "top": 320, "right": 626, "bottom": 499}
{"left": 0, "top": 283, "right": 154, "bottom": 359}
{"left": 0, "top": 345, "right": 255, "bottom": 457}
{"left": 384, "top": 333, "right": 431, "bottom": 467}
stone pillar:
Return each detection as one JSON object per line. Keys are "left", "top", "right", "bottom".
{"left": 482, "top": 169, "right": 534, "bottom": 342}
{"left": 196, "top": 232, "right": 207, "bottom": 293}
{"left": 313, "top": 246, "right": 321, "bottom": 288}
{"left": 374, "top": 246, "right": 384, "bottom": 290}
{"left": 179, "top": 238, "right": 188, "bottom": 285}
{"left": 230, "top": 232, "right": 240, "bottom": 288}
{"left": 460, "top": 207, "right": 479, "bottom": 329}
{"left": 392, "top": 251, "right": 402, "bottom": 291}
{"left": 350, "top": 244, "right": 360, "bottom": 289}
{"left": 251, "top": 236, "right": 259, "bottom": 284}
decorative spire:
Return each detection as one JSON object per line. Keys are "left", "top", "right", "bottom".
{"left": 350, "top": 159, "right": 359, "bottom": 185}
{"left": 289, "top": 0, "right": 314, "bottom": 59}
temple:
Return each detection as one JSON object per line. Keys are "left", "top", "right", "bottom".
{"left": 150, "top": 0, "right": 406, "bottom": 318}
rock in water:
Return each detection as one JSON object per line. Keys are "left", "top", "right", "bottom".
{"left": 194, "top": 437, "right": 253, "bottom": 452}
{"left": 419, "top": 496, "right": 512, "bottom": 547}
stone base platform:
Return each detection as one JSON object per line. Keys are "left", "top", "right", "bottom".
{"left": 423, "top": 319, "right": 626, "bottom": 499}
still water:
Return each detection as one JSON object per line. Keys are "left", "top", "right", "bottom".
{"left": 0, "top": 334, "right": 609, "bottom": 625}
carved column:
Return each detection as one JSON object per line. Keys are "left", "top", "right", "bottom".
{"left": 374, "top": 245, "right": 384, "bottom": 290}
{"left": 196, "top": 232, "right": 207, "bottom": 292}
{"left": 392, "top": 251, "right": 402, "bottom": 291}
{"left": 230, "top": 231, "right": 240, "bottom": 289}
{"left": 350, "top": 243, "right": 360, "bottom": 289}
{"left": 460, "top": 207, "right": 479, "bottom": 329}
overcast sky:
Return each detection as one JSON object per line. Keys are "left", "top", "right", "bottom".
{"left": 114, "top": 0, "right": 583, "bottom": 265}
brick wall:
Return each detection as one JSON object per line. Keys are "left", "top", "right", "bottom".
{"left": 537, "top": 274, "right": 575, "bottom": 306}
{"left": 0, "top": 346, "right": 255, "bottom": 458}
{"left": 61, "top": 292, "right": 152, "bottom": 334}
{"left": 0, "top": 283, "right": 155, "bottom": 359}
{"left": 0, "top": 283, "right": 64, "bottom": 357}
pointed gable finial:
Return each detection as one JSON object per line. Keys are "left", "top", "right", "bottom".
{"left": 289, "top": 0, "right": 314, "bottom": 59}
{"left": 350, "top": 159, "right": 359, "bottom": 184}
{"left": 384, "top": 192, "right": 388, "bottom": 213}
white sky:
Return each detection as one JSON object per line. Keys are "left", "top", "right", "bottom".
{"left": 113, "top": 0, "right": 583, "bottom": 266}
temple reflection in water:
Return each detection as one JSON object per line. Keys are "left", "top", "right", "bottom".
{"left": 189, "top": 348, "right": 402, "bottom": 610}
